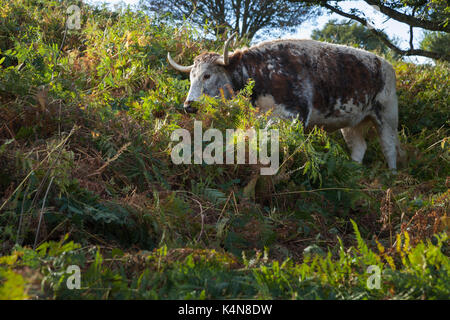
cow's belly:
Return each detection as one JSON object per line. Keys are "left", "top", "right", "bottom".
{"left": 254, "top": 94, "right": 370, "bottom": 132}
{"left": 307, "top": 102, "right": 369, "bottom": 132}
{"left": 255, "top": 94, "right": 298, "bottom": 119}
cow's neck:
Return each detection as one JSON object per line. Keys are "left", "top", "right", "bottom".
{"left": 228, "top": 59, "right": 251, "bottom": 93}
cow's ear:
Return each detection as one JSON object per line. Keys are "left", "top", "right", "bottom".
{"left": 225, "top": 50, "right": 243, "bottom": 69}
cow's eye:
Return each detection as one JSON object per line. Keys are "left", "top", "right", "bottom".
{"left": 203, "top": 74, "right": 211, "bottom": 80}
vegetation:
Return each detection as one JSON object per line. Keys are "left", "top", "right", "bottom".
{"left": 139, "top": 0, "right": 318, "bottom": 40}
{"left": 311, "top": 19, "right": 400, "bottom": 60}
{"left": 420, "top": 31, "right": 450, "bottom": 60}
{"left": 0, "top": 0, "right": 449, "bottom": 300}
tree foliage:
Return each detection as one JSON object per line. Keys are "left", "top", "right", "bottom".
{"left": 139, "top": 0, "right": 318, "bottom": 40}
{"left": 311, "top": 19, "right": 401, "bottom": 59}
{"left": 420, "top": 31, "right": 450, "bottom": 59}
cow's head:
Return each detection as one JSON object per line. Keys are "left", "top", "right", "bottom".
{"left": 167, "top": 33, "right": 237, "bottom": 113}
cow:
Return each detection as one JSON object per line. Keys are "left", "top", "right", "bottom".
{"left": 167, "top": 33, "right": 403, "bottom": 170}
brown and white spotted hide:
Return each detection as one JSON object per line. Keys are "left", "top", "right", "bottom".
{"left": 181, "top": 39, "right": 402, "bottom": 170}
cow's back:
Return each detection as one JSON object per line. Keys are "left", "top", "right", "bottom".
{"left": 239, "top": 39, "right": 393, "bottom": 130}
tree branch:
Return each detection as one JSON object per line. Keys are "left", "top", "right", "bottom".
{"left": 363, "top": 0, "right": 450, "bottom": 32}
{"left": 321, "top": 2, "right": 450, "bottom": 62}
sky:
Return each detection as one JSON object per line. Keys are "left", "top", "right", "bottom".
{"left": 86, "top": 0, "right": 430, "bottom": 63}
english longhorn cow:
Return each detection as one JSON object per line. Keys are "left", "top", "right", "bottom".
{"left": 167, "top": 33, "right": 403, "bottom": 170}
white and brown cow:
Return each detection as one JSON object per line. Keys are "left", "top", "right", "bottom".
{"left": 168, "top": 33, "right": 403, "bottom": 170}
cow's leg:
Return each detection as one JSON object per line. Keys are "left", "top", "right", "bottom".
{"left": 341, "top": 120, "right": 369, "bottom": 164}
{"left": 372, "top": 63, "right": 403, "bottom": 171}
{"left": 372, "top": 104, "right": 399, "bottom": 170}
{"left": 374, "top": 93, "right": 401, "bottom": 170}
{"left": 376, "top": 122, "right": 398, "bottom": 170}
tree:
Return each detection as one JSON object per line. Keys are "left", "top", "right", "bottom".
{"left": 420, "top": 31, "right": 450, "bottom": 60}
{"left": 311, "top": 19, "right": 400, "bottom": 58}
{"left": 291, "top": 0, "right": 450, "bottom": 62}
{"left": 139, "top": 0, "right": 318, "bottom": 40}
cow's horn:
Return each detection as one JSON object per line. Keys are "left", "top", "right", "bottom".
{"left": 217, "top": 32, "right": 238, "bottom": 66}
{"left": 167, "top": 52, "right": 193, "bottom": 73}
